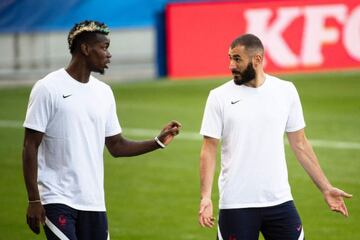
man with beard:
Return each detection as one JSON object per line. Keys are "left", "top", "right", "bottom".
{"left": 198, "top": 33, "right": 351, "bottom": 240}
{"left": 22, "top": 20, "right": 181, "bottom": 240}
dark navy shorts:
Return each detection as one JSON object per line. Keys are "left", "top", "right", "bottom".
{"left": 217, "top": 201, "right": 304, "bottom": 240}
{"left": 43, "top": 204, "right": 109, "bottom": 240}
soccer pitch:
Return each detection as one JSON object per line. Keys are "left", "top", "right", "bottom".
{"left": 0, "top": 71, "right": 359, "bottom": 239}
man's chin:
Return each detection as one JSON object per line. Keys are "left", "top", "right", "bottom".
{"left": 234, "top": 77, "right": 253, "bottom": 86}
{"left": 233, "top": 76, "right": 244, "bottom": 85}
{"left": 97, "top": 69, "right": 105, "bottom": 75}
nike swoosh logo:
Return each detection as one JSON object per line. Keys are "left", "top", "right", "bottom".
{"left": 231, "top": 100, "right": 241, "bottom": 104}
{"left": 62, "top": 94, "right": 72, "bottom": 98}
{"left": 297, "top": 225, "right": 302, "bottom": 231}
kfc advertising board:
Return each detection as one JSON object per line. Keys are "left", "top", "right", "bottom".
{"left": 166, "top": 0, "right": 360, "bottom": 78}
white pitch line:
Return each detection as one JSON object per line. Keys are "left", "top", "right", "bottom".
{"left": 1, "top": 120, "right": 359, "bottom": 150}
{"left": 0, "top": 120, "right": 23, "bottom": 128}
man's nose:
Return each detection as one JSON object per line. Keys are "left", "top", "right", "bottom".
{"left": 107, "top": 51, "right": 112, "bottom": 58}
{"left": 229, "top": 61, "right": 236, "bottom": 70}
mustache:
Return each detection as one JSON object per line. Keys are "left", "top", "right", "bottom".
{"left": 231, "top": 70, "right": 241, "bottom": 74}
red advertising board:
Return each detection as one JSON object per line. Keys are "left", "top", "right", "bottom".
{"left": 166, "top": 0, "right": 360, "bottom": 78}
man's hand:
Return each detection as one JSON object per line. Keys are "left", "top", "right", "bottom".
{"left": 323, "top": 187, "right": 352, "bottom": 217}
{"left": 157, "top": 120, "right": 182, "bottom": 146}
{"left": 199, "top": 197, "right": 215, "bottom": 228}
{"left": 26, "top": 202, "right": 46, "bottom": 234}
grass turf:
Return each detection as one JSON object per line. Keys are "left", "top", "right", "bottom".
{"left": 0, "top": 71, "right": 359, "bottom": 239}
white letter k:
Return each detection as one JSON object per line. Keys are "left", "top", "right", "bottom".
{"left": 245, "top": 7, "right": 302, "bottom": 67}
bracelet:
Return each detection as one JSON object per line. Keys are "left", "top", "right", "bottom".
{"left": 154, "top": 136, "right": 166, "bottom": 148}
{"left": 28, "top": 199, "right": 41, "bottom": 204}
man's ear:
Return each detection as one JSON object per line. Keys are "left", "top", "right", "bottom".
{"left": 80, "top": 43, "right": 90, "bottom": 56}
{"left": 252, "top": 54, "right": 263, "bottom": 67}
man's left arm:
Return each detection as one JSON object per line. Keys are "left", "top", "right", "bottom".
{"left": 105, "top": 120, "right": 181, "bottom": 157}
{"left": 287, "top": 129, "right": 352, "bottom": 217}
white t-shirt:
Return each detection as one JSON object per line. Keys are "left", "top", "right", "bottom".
{"left": 24, "top": 68, "right": 122, "bottom": 211}
{"left": 200, "top": 75, "right": 305, "bottom": 209}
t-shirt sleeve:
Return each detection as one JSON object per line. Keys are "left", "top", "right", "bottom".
{"left": 285, "top": 83, "right": 306, "bottom": 132}
{"left": 23, "top": 81, "right": 52, "bottom": 133}
{"left": 200, "top": 91, "right": 222, "bottom": 139}
{"left": 105, "top": 89, "right": 122, "bottom": 137}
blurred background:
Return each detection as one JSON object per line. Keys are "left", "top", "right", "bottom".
{"left": 0, "top": 0, "right": 359, "bottom": 239}
{"left": 1, "top": 0, "right": 359, "bottom": 84}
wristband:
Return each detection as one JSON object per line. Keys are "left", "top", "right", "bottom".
{"left": 28, "top": 199, "right": 41, "bottom": 204}
{"left": 154, "top": 136, "right": 166, "bottom": 148}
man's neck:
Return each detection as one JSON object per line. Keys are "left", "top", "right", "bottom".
{"left": 65, "top": 58, "right": 91, "bottom": 83}
{"left": 244, "top": 71, "right": 266, "bottom": 88}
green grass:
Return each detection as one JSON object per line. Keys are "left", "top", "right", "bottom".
{"left": 0, "top": 71, "right": 359, "bottom": 239}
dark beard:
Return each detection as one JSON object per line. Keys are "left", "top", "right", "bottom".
{"left": 232, "top": 62, "right": 256, "bottom": 85}
{"left": 95, "top": 68, "right": 105, "bottom": 75}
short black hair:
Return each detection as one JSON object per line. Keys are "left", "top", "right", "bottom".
{"left": 230, "top": 34, "right": 264, "bottom": 56}
{"left": 68, "top": 20, "right": 110, "bottom": 54}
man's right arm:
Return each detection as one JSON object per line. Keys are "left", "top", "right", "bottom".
{"left": 199, "top": 136, "right": 219, "bottom": 228}
{"left": 22, "top": 128, "right": 45, "bottom": 234}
